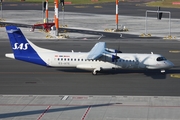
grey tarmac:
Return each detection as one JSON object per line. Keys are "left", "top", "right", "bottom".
{"left": 0, "top": 39, "right": 180, "bottom": 96}
{"left": 1, "top": 2, "right": 180, "bottom": 119}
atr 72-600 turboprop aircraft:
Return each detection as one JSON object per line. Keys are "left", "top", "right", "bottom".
{"left": 5, "top": 26, "right": 174, "bottom": 75}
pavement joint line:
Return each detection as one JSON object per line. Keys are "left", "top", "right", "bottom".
{"left": 81, "top": 105, "right": 91, "bottom": 120}
{"left": 37, "top": 105, "right": 51, "bottom": 120}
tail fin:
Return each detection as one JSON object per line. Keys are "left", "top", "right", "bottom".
{"left": 5, "top": 26, "right": 47, "bottom": 66}
{"left": 6, "top": 26, "right": 37, "bottom": 55}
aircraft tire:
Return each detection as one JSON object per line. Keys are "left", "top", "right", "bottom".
{"left": 92, "top": 71, "right": 97, "bottom": 75}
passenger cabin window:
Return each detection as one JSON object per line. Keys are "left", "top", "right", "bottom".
{"left": 156, "top": 57, "right": 167, "bottom": 61}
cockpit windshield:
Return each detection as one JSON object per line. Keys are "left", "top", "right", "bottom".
{"left": 156, "top": 57, "right": 167, "bottom": 61}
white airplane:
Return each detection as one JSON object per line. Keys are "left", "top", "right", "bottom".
{"left": 5, "top": 26, "right": 174, "bottom": 75}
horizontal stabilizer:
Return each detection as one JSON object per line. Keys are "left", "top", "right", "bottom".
{"left": 5, "top": 26, "right": 47, "bottom": 66}
{"left": 5, "top": 53, "right": 15, "bottom": 59}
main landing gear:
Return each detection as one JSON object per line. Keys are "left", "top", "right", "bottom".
{"left": 92, "top": 68, "right": 101, "bottom": 75}
{"left": 92, "top": 70, "right": 98, "bottom": 75}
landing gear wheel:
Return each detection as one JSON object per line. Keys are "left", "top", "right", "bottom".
{"left": 161, "top": 69, "right": 166, "bottom": 74}
{"left": 92, "top": 67, "right": 101, "bottom": 75}
{"left": 92, "top": 71, "right": 97, "bottom": 75}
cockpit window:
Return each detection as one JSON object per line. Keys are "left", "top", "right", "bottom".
{"left": 156, "top": 57, "right": 167, "bottom": 61}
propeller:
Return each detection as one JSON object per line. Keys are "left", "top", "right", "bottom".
{"left": 114, "top": 35, "right": 122, "bottom": 64}
{"left": 114, "top": 50, "right": 118, "bottom": 64}
{"left": 113, "top": 53, "right": 120, "bottom": 65}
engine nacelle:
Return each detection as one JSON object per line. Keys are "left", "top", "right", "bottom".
{"left": 105, "top": 48, "right": 122, "bottom": 53}
{"left": 112, "top": 55, "right": 120, "bottom": 62}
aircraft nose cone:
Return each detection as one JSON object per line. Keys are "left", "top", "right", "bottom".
{"left": 170, "top": 62, "right": 174, "bottom": 67}
{"left": 167, "top": 60, "right": 174, "bottom": 68}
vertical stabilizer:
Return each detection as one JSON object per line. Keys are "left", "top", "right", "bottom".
{"left": 5, "top": 26, "right": 47, "bottom": 66}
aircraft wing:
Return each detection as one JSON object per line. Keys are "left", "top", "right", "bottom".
{"left": 87, "top": 42, "right": 105, "bottom": 59}
{"left": 87, "top": 42, "right": 120, "bottom": 61}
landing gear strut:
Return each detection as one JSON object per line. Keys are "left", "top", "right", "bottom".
{"left": 92, "top": 68, "right": 101, "bottom": 75}
{"left": 92, "top": 70, "right": 97, "bottom": 75}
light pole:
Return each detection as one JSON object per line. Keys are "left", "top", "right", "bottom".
{"left": 54, "top": 0, "right": 59, "bottom": 36}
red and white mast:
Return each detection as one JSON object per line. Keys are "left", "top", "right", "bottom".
{"left": 45, "top": 0, "right": 48, "bottom": 23}
{"left": 116, "top": 0, "right": 118, "bottom": 30}
{"left": 54, "top": 0, "right": 59, "bottom": 36}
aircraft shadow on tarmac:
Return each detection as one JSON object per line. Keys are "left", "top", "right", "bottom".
{"left": 56, "top": 67, "right": 180, "bottom": 79}
{"left": 0, "top": 103, "right": 114, "bottom": 119}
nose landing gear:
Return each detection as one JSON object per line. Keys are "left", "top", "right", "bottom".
{"left": 161, "top": 69, "right": 165, "bottom": 73}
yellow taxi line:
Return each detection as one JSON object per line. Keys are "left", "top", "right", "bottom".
{"left": 170, "top": 74, "right": 180, "bottom": 78}
{"left": 169, "top": 50, "right": 180, "bottom": 53}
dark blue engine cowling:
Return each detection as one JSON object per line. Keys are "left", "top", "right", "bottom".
{"left": 105, "top": 48, "right": 122, "bottom": 53}
{"left": 112, "top": 55, "right": 120, "bottom": 62}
